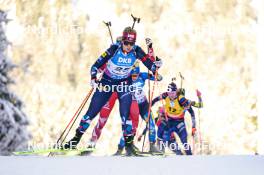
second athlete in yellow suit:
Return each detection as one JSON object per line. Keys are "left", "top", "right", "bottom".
{"left": 152, "top": 81, "right": 203, "bottom": 155}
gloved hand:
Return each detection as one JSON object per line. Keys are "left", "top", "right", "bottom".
{"left": 196, "top": 89, "right": 202, "bottom": 97}
{"left": 156, "top": 73, "right": 163, "bottom": 81}
{"left": 192, "top": 127, "right": 197, "bottom": 136}
{"left": 90, "top": 78, "right": 98, "bottom": 88}
{"left": 154, "top": 59, "right": 163, "bottom": 68}
{"left": 151, "top": 57, "right": 162, "bottom": 74}
{"left": 98, "top": 67, "right": 105, "bottom": 73}
{"left": 145, "top": 38, "right": 153, "bottom": 48}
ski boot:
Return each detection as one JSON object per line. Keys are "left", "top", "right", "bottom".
{"left": 63, "top": 129, "right": 83, "bottom": 149}
{"left": 125, "top": 143, "right": 141, "bottom": 156}
{"left": 149, "top": 142, "right": 163, "bottom": 155}
{"left": 171, "top": 147, "right": 183, "bottom": 155}
{"left": 124, "top": 135, "right": 141, "bottom": 156}
{"left": 113, "top": 145, "right": 124, "bottom": 156}
{"left": 80, "top": 140, "right": 96, "bottom": 156}
{"left": 169, "top": 140, "right": 183, "bottom": 155}
{"left": 157, "top": 138, "right": 165, "bottom": 154}
{"left": 87, "top": 140, "right": 96, "bottom": 149}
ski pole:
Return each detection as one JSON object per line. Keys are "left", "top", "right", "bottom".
{"left": 60, "top": 88, "right": 94, "bottom": 144}
{"left": 141, "top": 118, "right": 149, "bottom": 152}
{"left": 131, "top": 14, "right": 140, "bottom": 29}
{"left": 146, "top": 38, "right": 155, "bottom": 109}
{"left": 136, "top": 39, "right": 154, "bottom": 142}
{"left": 144, "top": 56, "right": 160, "bottom": 125}
{"left": 103, "top": 21, "right": 114, "bottom": 44}
{"left": 198, "top": 108, "right": 202, "bottom": 154}
{"left": 137, "top": 126, "right": 148, "bottom": 142}
{"left": 55, "top": 70, "right": 105, "bottom": 146}
{"left": 57, "top": 89, "right": 93, "bottom": 144}
{"left": 192, "top": 134, "right": 196, "bottom": 155}
{"left": 179, "top": 72, "right": 184, "bottom": 89}
{"left": 141, "top": 56, "right": 160, "bottom": 151}
{"left": 48, "top": 88, "right": 94, "bottom": 157}
{"left": 146, "top": 38, "right": 155, "bottom": 145}
{"left": 179, "top": 73, "right": 197, "bottom": 154}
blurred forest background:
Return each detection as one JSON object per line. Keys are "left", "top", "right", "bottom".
{"left": 0, "top": 0, "right": 262, "bottom": 155}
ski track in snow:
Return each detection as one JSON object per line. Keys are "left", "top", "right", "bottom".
{"left": 0, "top": 156, "right": 263, "bottom": 175}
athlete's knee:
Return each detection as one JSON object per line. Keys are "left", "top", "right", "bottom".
{"left": 162, "top": 131, "right": 171, "bottom": 142}
{"left": 123, "top": 119, "right": 133, "bottom": 135}
{"left": 80, "top": 115, "right": 92, "bottom": 125}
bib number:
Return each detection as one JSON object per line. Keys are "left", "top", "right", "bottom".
{"left": 107, "top": 61, "right": 132, "bottom": 78}
{"left": 114, "top": 67, "right": 131, "bottom": 75}
{"left": 168, "top": 107, "right": 177, "bottom": 113}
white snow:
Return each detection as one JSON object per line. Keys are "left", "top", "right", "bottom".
{"left": 0, "top": 156, "right": 263, "bottom": 175}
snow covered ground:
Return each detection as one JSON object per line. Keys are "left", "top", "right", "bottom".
{"left": 1, "top": 156, "right": 263, "bottom": 175}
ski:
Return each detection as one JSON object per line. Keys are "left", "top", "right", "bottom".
{"left": 13, "top": 148, "right": 168, "bottom": 157}
{"left": 114, "top": 151, "right": 166, "bottom": 157}
{"left": 13, "top": 148, "right": 95, "bottom": 156}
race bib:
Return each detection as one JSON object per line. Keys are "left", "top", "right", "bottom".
{"left": 106, "top": 60, "right": 132, "bottom": 79}
{"left": 134, "top": 88, "right": 146, "bottom": 103}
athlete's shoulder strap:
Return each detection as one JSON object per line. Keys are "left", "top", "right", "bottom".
{"left": 178, "top": 95, "right": 189, "bottom": 108}
{"left": 111, "top": 43, "right": 121, "bottom": 57}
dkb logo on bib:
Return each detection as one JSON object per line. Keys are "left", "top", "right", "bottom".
{"left": 118, "top": 57, "right": 132, "bottom": 64}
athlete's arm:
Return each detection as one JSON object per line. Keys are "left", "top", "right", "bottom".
{"left": 90, "top": 44, "right": 119, "bottom": 79}
{"left": 135, "top": 46, "right": 159, "bottom": 74}
{"left": 152, "top": 92, "right": 168, "bottom": 106}
{"left": 187, "top": 106, "right": 196, "bottom": 128}
{"left": 190, "top": 90, "right": 203, "bottom": 108}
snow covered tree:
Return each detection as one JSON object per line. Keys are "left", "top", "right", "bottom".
{"left": 0, "top": 10, "right": 31, "bottom": 155}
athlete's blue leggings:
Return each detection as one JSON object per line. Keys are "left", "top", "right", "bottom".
{"left": 160, "top": 118, "right": 192, "bottom": 155}
{"left": 78, "top": 74, "right": 133, "bottom": 138}
{"left": 157, "top": 120, "right": 182, "bottom": 155}
{"left": 118, "top": 100, "right": 156, "bottom": 148}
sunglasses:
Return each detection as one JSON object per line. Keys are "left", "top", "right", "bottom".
{"left": 132, "top": 74, "right": 138, "bottom": 78}
{"left": 123, "top": 41, "right": 135, "bottom": 46}
{"left": 167, "top": 90, "right": 177, "bottom": 94}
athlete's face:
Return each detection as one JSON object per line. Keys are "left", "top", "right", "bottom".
{"left": 122, "top": 40, "right": 134, "bottom": 53}
{"left": 132, "top": 73, "right": 139, "bottom": 81}
{"left": 168, "top": 91, "right": 177, "bottom": 99}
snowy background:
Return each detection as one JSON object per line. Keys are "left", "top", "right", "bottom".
{"left": 1, "top": 156, "right": 264, "bottom": 175}
{"left": 0, "top": 10, "right": 31, "bottom": 155}
{"left": 0, "top": 0, "right": 264, "bottom": 156}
